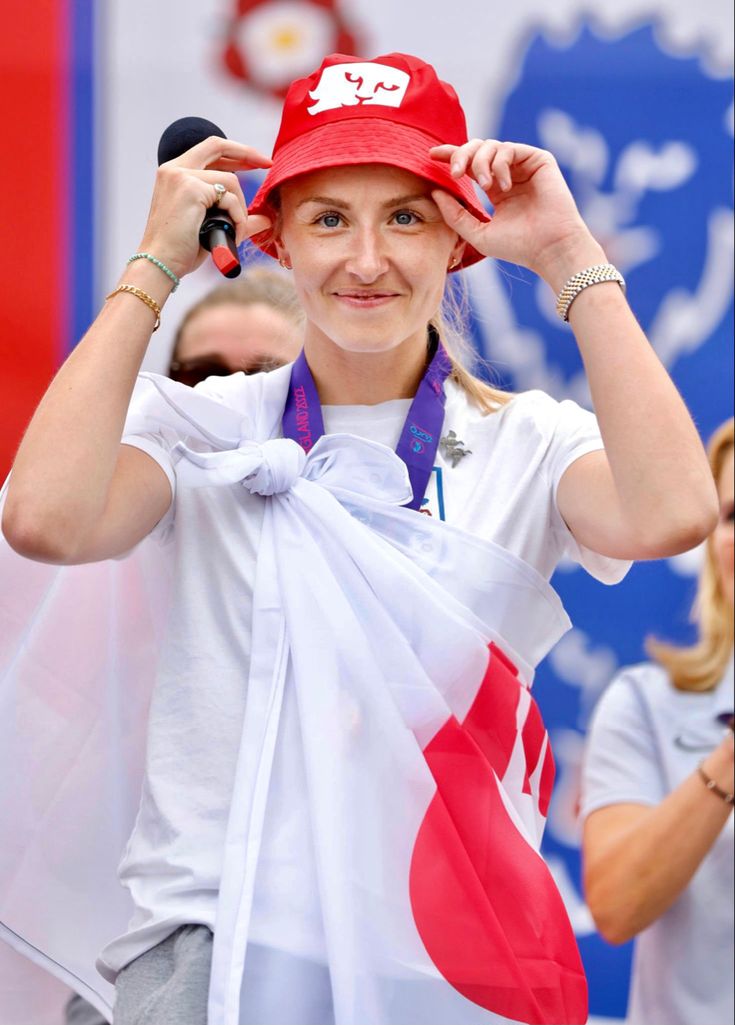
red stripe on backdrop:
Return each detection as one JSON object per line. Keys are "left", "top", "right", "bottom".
{"left": 0, "top": 1, "right": 69, "bottom": 481}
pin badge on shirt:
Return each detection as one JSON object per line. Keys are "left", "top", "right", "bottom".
{"left": 439, "top": 430, "right": 472, "bottom": 468}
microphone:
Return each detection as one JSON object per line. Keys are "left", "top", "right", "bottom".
{"left": 157, "top": 116, "right": 241, "bottom": 279}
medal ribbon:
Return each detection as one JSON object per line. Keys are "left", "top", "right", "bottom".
{"left": 282, "top": 332, "right": 451, "bottom": 511}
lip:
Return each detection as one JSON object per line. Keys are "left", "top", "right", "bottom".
{"left": 332, "top": 291, "right": 401, "bottom": 308}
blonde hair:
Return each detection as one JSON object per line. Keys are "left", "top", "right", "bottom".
{"left": 646, "top": 417, "right": 734, "bottom": 692}
{"left": 432, "top": 276, "right": 512, "bottom": 413}
{"left": 171, "top": 266, "right": 304, "bottom": 363}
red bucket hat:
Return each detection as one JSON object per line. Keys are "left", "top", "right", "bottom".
{"left": 248, "top": 52, "right": 490, "bottom": 270}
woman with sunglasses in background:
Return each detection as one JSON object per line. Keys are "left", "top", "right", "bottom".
{"left": 0, "top": 52, "right": 718, "bottom": 1025}
{"left": 581, "top": 418, "right": 734, "bottom": 1025}
{"left": 168, "top": 265, "right": 303, "bottom": 386}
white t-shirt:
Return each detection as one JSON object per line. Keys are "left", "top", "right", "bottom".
{"left": 100, "top": 368, "right": 629, "bottom": 976}
{"left": 581, "top": 659, "right": 735, "bottom": 1025}
{"left": 320, "top": 380, "right": 627, "bottom": 583}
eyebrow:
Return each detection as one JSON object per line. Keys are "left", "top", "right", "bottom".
{"left": 296, "top": 192, "right": 434, "bottom": 211}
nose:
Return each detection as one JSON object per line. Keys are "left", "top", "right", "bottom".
{"left": 344, "top": 226, "right": 390, "bottom": 283}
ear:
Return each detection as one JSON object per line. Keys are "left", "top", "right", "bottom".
{"left": 448, "top": 240, "right": 467, "bottom": 271}
{"left": 270, "top": 200, "right": 289, "bottom": 267}
{"left": 274, "top": 240, "right": 292, "bottom": 271}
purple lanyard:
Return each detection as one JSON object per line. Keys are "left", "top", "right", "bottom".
{"left": 282, "top": 334, "right": 452, "bottom": 511}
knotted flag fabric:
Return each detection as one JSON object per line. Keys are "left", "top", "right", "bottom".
{"left": 0, "top": 372, "right": 588, "bottom": 1024}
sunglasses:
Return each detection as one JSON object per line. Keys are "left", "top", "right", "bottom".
{"left": 168, "top": 355, "right": 286, "bottom": 387}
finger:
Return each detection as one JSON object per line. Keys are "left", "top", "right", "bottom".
{"left": 211, "top": 190, "right": 248, "bottom": 243}
{"left": 431, "top": 189, "right": 488, "bottom": 249}
{"left": 243, "top": 213, "right": 273, "bottom": 241}
{"left": 470, "top": 140, "right": 501, "bottom": 191}
{"left": 194, "top": 169, "right": 248, "bottom": 220}
{"left": 206, "top": 157, "right": 266, "bottom": 172}
{"left": 489, "top": 142, "right": 518, "bottom": 192}
{"left": 205, "top": 151, "right": 272, "bottom": 173}
{"left": 446, "top": 139, "right": 486, "bottom": 179}
{"left": 171, "top": 135, "right": 272, "bottom": 172}
{"left": 206, "top": 193, "right": 271, "bottom": 247}
{"left": 429, "top": 140, "right": 484, "bottom": 178}
{"left": 490, "top": 141, "right": 552, "bottom": 188}
{"left": 429, "top": 144, "right": 458, "bottom": 164}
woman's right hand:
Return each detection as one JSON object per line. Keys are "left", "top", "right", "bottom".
{"left": 138, "top": 135, "right": 274, "bottom": 280}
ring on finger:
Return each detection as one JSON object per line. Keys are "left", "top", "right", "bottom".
{"left": 213, "top": 182, "right": 227, "bottom": 205}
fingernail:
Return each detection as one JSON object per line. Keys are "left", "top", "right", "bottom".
{"left": 478, "top": 174, "right": 490, "bottom": 189}
{"left": 451, "top": 161, "right": 462, "bottom": 176}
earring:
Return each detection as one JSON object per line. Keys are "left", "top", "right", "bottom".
{"left": 279, "top": 257, "right": 291, "bottom": 270}
{"left": 448, "top": 256, "right": 460, "bottom": 270}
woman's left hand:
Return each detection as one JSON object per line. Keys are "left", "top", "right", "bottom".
{"left": 430, "top": 140, "right": 605, "bottom": 289}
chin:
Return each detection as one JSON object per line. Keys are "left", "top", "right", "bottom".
{"left": 317, "top": 319, "right": 417, "bottom": 355}
{"left": 332, "top": 335, "right": 410, "bottom": 355}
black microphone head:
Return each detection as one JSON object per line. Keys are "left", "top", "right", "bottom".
{"left": 157, "top": 116, "right": 227, "bottom": 165}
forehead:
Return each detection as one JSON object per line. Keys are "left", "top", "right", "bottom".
{"left": 179, "top": 303, "right": 297, "bottom": 357}
{"left": 280, "top": 164, "right": 433, "bottom": 205}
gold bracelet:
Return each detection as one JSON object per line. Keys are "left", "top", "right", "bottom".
{"left": 105, "top": 284, "right": 162, "bottom": 331}
{"left": 556, "top": 263, "right": 625, "bottom": 322}
{"left": 697, "top": 763, "right": 734, "bottom": 805}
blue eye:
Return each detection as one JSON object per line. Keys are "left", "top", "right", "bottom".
{"left": 394, "top": 210, "right": 419, "bottom": 226}
{"left": 318, "top": 212, "right": 342, "bottom": 228}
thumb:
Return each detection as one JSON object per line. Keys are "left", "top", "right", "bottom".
{"left": 243, "top": 213, "right": 274, "bottom": 241}
{"left": 432, "top": 190, "right": 488, "bottom": 249}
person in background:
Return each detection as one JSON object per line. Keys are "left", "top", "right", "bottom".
{"left": 168, "top": 266, "right": 303, "bottom": 386}
{"left": 581, "top": 417, "right": 734, "bottom": 1025}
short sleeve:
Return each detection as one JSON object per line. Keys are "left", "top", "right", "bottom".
{"left": 580, "top": 669, "right": 667, "bottom": 819}
{"left": 544, "top": 397, "right": 631, "bottom": 585}
{"left": 121, "top": 434, "right": 176, "bottom": 500}
{"left": 120, "top": 391, "right": 181, "bottom": 546}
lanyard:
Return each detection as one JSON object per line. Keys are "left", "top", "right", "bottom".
{"left": 282, "top": 332, "right": 451, "bottom": 511}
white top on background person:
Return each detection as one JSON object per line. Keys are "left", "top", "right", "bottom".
{"left": 581, "top": 419, "right": 734, "bottom": 1025}
{"left": 0, "top": 50, "right": 717, "bottom": 1025}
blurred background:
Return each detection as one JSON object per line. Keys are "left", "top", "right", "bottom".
{"left": 0, "top": 1, "right": 732, "bottom": 1022}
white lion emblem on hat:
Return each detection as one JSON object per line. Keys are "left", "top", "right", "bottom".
{"left": 307, "top": 61, "right": 410, "bottom": 116}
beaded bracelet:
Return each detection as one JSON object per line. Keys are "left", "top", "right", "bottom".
{"left": 556, "top": 263, "right": 625, "bottom": 322}
{"left": 697, "top": 763, "right": 734, "bottom": 805}
{"left": 105, "top": 284, "right": 162, "bottom": 331}
{"left": 127, "top": 252, "right": 180, "bottom": 292}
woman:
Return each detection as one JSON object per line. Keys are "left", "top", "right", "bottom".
{"left": 168, "top": 266, "right": 304, "bottom": 385}
{"left": 581, "top": 418, "right": 734, "bottom": 1025}
{"left": 0, "top": 51, "right": 717, "bottom": 1025}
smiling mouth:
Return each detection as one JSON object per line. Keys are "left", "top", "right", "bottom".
{"left": 333, "top": 291, "right": 400, "bottom": 307}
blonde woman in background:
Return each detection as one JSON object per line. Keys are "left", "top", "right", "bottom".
{"left": 581, "top": 417, "right": 734, "bottom": 1025}
{"left": 168, "top": 266, "right": 304, "bottom": 386}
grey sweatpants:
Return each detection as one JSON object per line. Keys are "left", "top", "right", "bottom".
{"left": 113, "top": 925, "right": 335, "bottom": 1025}
{"left": 113, "top": 925, "right": 212, "bottom": 1025}
{"left": 65, "top": 994, "right": 109, "bottom": 1025}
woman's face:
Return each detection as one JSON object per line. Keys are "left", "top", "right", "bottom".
{"left": 277, "top": 164, "right": 463, "bottom": 355}
{"left": 713, "top": 445, "right": 734, "bottom": 609}
{"left": 177, "top": 302, "right": 300, "bottom": 374}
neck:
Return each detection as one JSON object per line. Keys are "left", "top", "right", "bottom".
{"left": 302, "top": 326, "right": 431, "bottom": 405}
